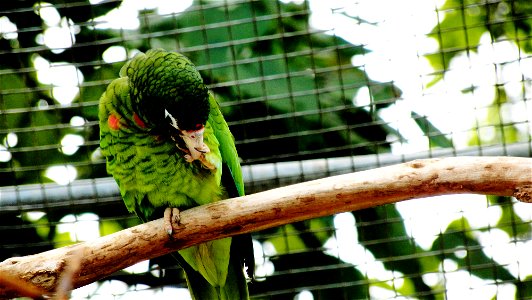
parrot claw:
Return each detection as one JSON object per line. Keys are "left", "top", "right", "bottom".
{"left": 172, "top": 136, "right": 215, "bottom": 169}
{"left": 164, "top": 207, "right": 181, "bottom": 235}
{"left": 198, "top": 155, "right": 216, "bottom": 170}
{"left": 183, "top": 149, "right": 215, "bottom": 170}
{"left": 176, "top": 143, "right": 190, "bottom": 155}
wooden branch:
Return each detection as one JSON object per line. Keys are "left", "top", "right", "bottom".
{"left": 1, "top": 156, "right": 531, "bottom": 298}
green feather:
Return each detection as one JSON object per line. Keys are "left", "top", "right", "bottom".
{"left": 99, "top": 49, "right": 252, "bottom": 299}
{"left": 208, "top": 92, "right": 245, "bottom": 197}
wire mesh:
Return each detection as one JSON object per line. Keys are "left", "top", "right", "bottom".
{"left": 0, "top": 0, "right": 531, "bottom": 299}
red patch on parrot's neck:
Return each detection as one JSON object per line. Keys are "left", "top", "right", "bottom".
{"left": 133, "top": 113, "right": 146, "bottom": 128}
{"left": 108, "top": 114, "right": 120, "bottom": 130}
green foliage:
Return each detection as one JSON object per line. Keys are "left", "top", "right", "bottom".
{"left": 142, "top": 0, "right": 399, "bottom": 163}
{"left": 0, "top": 0, "right": 121, "bottom": 185}
{"left": 354, "top": 206, "right": 439, "bottom": 299}
{"left": 468, "top": 86, "right": 525, "bottom": 147}
{"left": 0, "top": 213, "right": 54, "bottom": 261}
{"left": 427, "top": 0, "right": 532, "bottom": 84}
{"left": 411, "top": 111, "right": 453, "bottom": 148}
{"left": 431, "top": 217, "right": 514, "bottom": 281}
{"left": 488, "top": 196, "right": 530, "bottom": 239}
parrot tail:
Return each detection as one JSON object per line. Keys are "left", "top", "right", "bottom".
{"left": 173, "top": 235, "right": 252, "bottom": 300}
{"left": 183, "top": 254, "right": 249, "bottom": 300}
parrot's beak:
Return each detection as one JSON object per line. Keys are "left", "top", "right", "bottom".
{"left": 180, "top": 127, "right": 210, "bottom": 160}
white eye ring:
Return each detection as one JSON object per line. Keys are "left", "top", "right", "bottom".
{"left": 164, "top": 109, "right": 179, "bottom": 130}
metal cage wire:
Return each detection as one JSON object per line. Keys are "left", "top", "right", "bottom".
{"left": 0, "top": 0, "right": 531, "bottom": 299}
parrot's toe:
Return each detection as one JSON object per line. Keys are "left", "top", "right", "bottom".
{"left": 199, "top": 155, "right": 216, "bottom": 170}
{"left": 163, "top": 207, "right": 181, "bottom": 235}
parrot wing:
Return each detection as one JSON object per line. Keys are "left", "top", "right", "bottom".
{"left": 207, "top": 92, "right": 244, "bottom": 197}
{"left": 208, "top": 92, "right": 255, "bottom": 277}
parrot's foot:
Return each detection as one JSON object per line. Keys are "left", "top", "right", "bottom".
{"left": 184, "top": 152, "right": 215, "bottom": 170}
{"left": 163, "top": 207, "right": 180, "bottom": 235}
{"left": 178, "top": 144, "right": 213, "bottom": 167}
{"left": 198, "top": 154, "right": 215, "bottom": 170}
{"left": 176, "top": 143, "right": 190, "bottom": 155}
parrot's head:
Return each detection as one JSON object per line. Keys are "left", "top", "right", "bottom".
{"left": 125, "top": 49, "right": 210, "bottom": 159}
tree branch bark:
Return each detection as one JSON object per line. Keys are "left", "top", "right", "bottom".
{"left": 1, "top": 156, "right": 531, "bottom": 298}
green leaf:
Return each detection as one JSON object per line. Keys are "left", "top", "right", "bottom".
{"left": 487, "top": 196, "right": 530, "bottom": 238}
{"left": 428, "top": 0, "right": 532, "bottom": 85}
{"left": 411, "top": 111, "right": 453, "bottom": 148}
{"left": 431, "top": 217, "right": 515, "bottom": 281}
{"left": 354, "top": 206, "right": 437, "bottom": 298}
{"left": 266, "top": 224, "right": 306, "bottom": 254}
{"left": 100, "top": 219, "right": 126, "bottom": 236}
{"left": 0, "top": 72, "right": 35, "bottom": 128}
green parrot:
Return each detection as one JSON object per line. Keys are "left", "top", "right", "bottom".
{"left": 99, "top": 48, "right": 254, "bottom": 299}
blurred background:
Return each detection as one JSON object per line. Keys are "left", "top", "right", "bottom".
{"left": 0, "top": 0, "right": 531, "bottom": 299}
